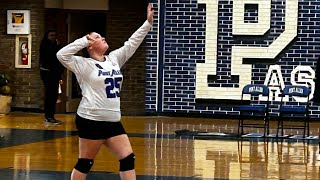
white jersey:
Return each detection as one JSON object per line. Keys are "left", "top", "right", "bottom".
{"left": 57, "top": 21, "right": 152, "bottom": 122}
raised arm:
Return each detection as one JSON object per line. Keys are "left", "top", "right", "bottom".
{"left": 56, "top": 37, "right": 89, "bottom": 75}
{"left": 109, "top": 3, "right": 154, "bottom": 67}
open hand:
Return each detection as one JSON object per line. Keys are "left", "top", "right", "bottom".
{"left": 147, "top": 3, "right": 154, "bottom": 24}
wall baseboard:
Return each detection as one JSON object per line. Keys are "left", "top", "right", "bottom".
{"left": 11, "top": 107, "right": 43, "bottom": 113}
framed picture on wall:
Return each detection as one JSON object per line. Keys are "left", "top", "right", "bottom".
{"left": 15, "top": 34, "right": 32, "bottom": 68}
{"left": 7, "top": 10, "right": 30, "bottom": 34}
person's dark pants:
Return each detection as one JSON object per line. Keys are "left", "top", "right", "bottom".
{"left": 40, "top": 70, "right": 60, "bottom": 119}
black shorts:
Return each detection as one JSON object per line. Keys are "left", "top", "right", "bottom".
{"left": 75, "top": 114, "right": 126, "bottom": 140}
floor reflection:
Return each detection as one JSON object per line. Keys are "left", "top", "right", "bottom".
{"left": 0, "top": 113, "right": 320, "bottom": 179}
{"left": 145, "top": 120, "right": 320, "bottom": 179}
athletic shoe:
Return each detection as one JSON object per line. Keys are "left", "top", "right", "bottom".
{"left": 44, "top": 118, "right": 62, "bottom": 125}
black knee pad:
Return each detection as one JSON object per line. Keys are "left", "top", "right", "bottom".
{"left": 119, "top": 153, "right": 135, "bottom": 171}
{"left": 74, "top": 158, "right": 94, "bottom": 174}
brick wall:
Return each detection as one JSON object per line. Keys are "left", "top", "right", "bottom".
{"left": 3, "top": 0, "right": 319, "bottom": 118}
{"left": 0, "top": 0, "right": 148, "bottom": 115}
{"left": 145, "top": 0, "right": 320, "bottom": 117}
{"left": 107, "top": 0, "right": 148, "bottom": 115}
{"left": 0, "top": 0, "right": 45, "bottom": 109}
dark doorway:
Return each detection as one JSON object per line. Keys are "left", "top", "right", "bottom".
{"left": 66, "top": 11, "right": 107, "bottom": 112}
{"left": 44, "top": 9, "right": 68, "bottom": 114}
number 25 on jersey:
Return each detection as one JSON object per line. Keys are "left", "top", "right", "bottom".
{"left": 105, "top": 77, "right": 122, "bottom": 98}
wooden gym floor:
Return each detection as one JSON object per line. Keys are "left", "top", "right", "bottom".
{"left": 0, "top": 112, "right": 320, "bottom": 179}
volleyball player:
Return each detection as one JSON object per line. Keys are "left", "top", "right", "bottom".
{"left": 56, "top": 4, "right": 153, "bottom": 180}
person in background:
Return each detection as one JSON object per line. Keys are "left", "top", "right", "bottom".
{"left": 57, "top": 4, "right": 153, "bottom": 180}
{"left": 40, "top": 29, "right": 64, "bottom": 125}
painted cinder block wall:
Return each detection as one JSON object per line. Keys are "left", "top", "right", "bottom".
{"left": 145, "top": 0, "right": 320, "bottom": 117}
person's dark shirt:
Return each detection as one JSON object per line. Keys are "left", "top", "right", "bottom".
{"left": 40, "top": 39, "right": 64, "bottom": 76}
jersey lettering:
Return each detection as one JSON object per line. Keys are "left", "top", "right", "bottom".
{"left": 105, "top": 77, "right": 122, "bottom": 98}
{"left": 95, "top": 64, "right": 123, "bottom": 98}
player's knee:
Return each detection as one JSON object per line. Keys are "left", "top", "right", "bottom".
{"left": 74, "top": 158, "right": 94, "bottom": 174}
{"left": 119, "top": 153, "right": 135, "bottom": 171}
